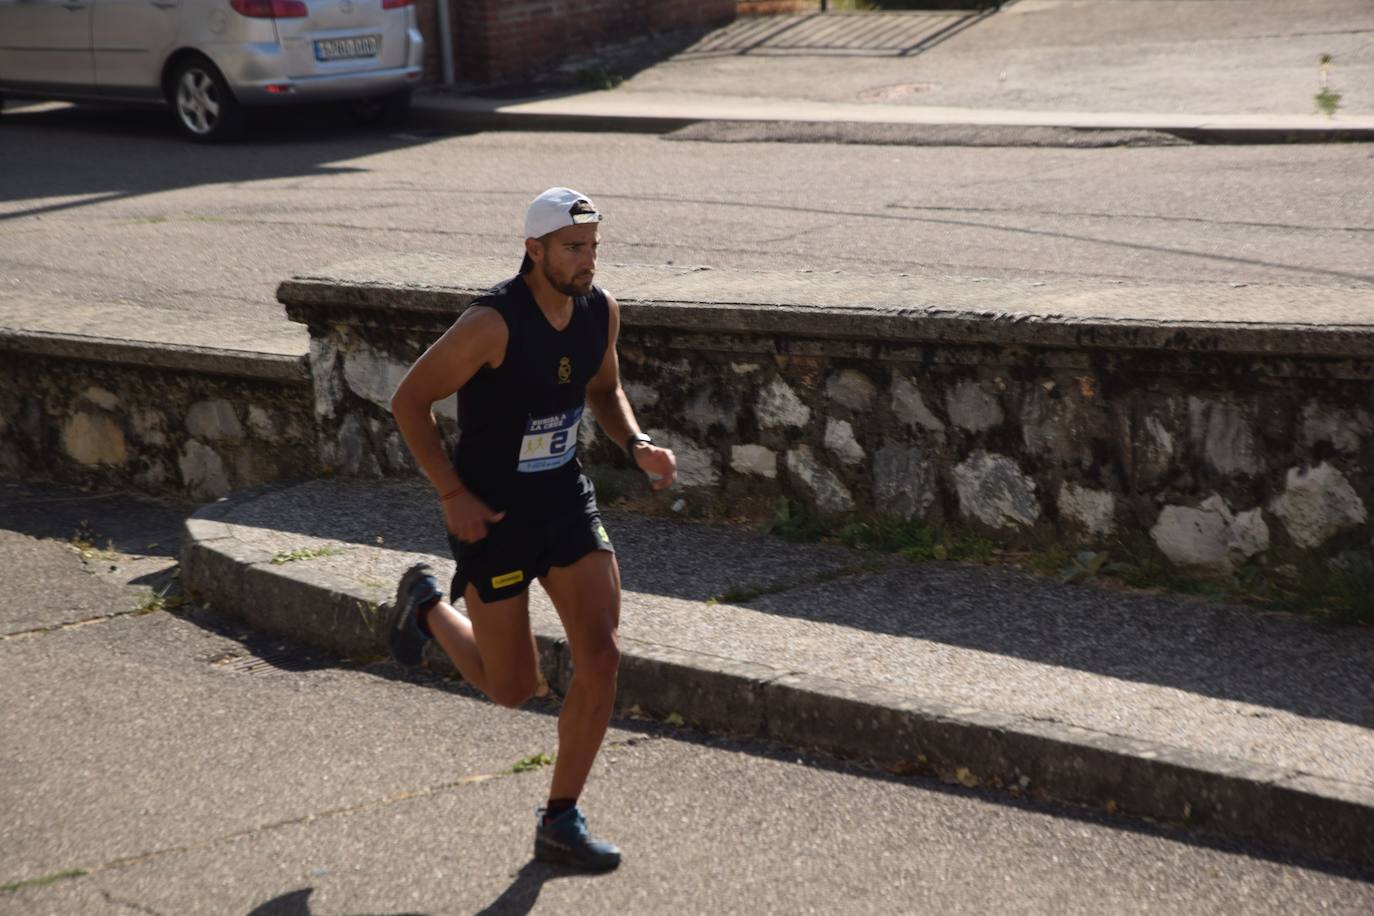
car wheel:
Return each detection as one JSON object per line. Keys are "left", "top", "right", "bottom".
{"left": 351, "top": 88, "right": 411, "bottom": 127}
{"left": 170, "top": 56, "right": 243, "bottom": 142}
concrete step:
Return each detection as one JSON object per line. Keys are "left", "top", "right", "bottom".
{"left": 182, "top": 476, "right": 1374, "bottom": 867}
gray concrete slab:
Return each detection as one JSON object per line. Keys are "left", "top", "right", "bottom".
{"left": 7, "top": 479, "right": 1374, "bottom": 913}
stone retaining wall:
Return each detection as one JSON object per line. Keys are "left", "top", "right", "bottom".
{"left": 277, "top": 255, "right": 1374, "bottom": 573}
{"left": 0, "top": 338, "right": 317, "bottom": 501}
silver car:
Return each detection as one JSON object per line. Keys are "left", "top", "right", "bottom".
{"left": 0, "top": 0, "right": 424, "bottom": 141}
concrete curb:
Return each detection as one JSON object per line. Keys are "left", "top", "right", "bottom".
{"left": 182, "top": 487, "right": 1374, "bottom": 869}
{"left": 0, "top": 327, "right": 308, "bottom": 384}
{"left": 409, "top": 95, "right": 1374, "bottom": 146}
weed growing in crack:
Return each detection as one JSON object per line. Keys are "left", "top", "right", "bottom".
{"left": 271, "top": 546, "right": 345, "bottom": 565}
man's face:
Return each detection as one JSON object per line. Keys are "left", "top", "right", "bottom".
{"left": 536, "top": 223, "right": 599, "bottom": 297}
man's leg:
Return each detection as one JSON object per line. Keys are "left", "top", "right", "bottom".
{"left": 538, "top": 549, "right": 621, "bottom": 802}
{"left": 427, "top": 588, "right": 541, "bottom": 709}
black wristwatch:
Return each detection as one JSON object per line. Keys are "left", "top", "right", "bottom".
{"left": 626, "top": 432, "right": 654, "bottom": 454}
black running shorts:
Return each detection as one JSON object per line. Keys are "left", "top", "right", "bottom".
{"left": 447, "top": 474, "right": 614, "bottom": 605}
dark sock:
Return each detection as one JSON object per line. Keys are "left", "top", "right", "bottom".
{"left": 415, "top": 597, "right": 440, "bottom": 638}
{"left": 544, "top": 798, "right": 577, "bottom": 823}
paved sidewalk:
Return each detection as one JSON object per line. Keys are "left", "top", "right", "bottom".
{"left": 183, "top": 477, "right": 1374, "bottom": 867}
{"left": 414, "top": 1, "right": 1374, "bottom": 142}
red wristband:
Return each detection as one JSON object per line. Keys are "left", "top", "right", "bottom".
{"left": 439, "top": 484, "right": 466, "bottom": 501}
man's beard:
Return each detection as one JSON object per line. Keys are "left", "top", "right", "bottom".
{"left": 544, "top": 262, "right": 593, "bottom": 297}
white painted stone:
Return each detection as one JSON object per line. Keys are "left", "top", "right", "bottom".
{"left": 786, "top": 445, "right": 853, "bottom": 514}
{"left": 131, "top": 409, "right": 166, "bottom": 447}
{"left": 1144, "top": 415, "right": 1174, "bottom": 462}
{"left": 874, "top": 443, "right": 935, "bottom": 520}
{"left": 891, "top": 377, "right": 945, "bottom": 433}
{"left": 757, "top": 378, "right": 811, "bottom": 430}
{"left": 1229, "top": 508, "right": 1271, "bottom": 562}
{"left": 82, "top": 386, "right": 118, "bottom": 410}
{"left": 952, "top": 451, "right": 1040, "bottom": 529}
{"left": 1152, "top": 495, "right": 1272, "bottom": 571}
{"left": 647, "top": 428, "right": 719, "bottom": 489}
{"left": 1058, "top": 483, "right": 1116, "bottom": 538}
{"left": 309, "top": 335, "right": 343, "bottom": 420}
{"left": 186, "top": 399, "right": 243, "bottom": 441}
{"left": 179, "top": 440, "right": 230, "bottom": 499}
{"left": 62, "top": 412, "right": 127, "bottom": 466}
{"left": 1152, "top": 503, "right": 1231, "bottom": 571}
{"left": 344, "top": 340, "right": 411, "bottom": 412}
{"left": 685, "top": 388, "right": 727, "bottom": 434}
{"left": 432, "top": 393, "right": 457, "bottom": 424}
{"left": 337, "top": 413, "right": 367, "bottom": 477}
{"left": 246, "top": 405, "right": 280, "bottom": 442}
{"left": 730, "top": 444, "right": 777, "bottom": 479}
{"left": 826, "top": 370, "right": 876, "bottom": 411}
{"left": 623, "top": 381, "right": 660, "bottom": 409}
{"left": 579, "top": 409, "right": 600, "bottom": 451}
{"left": 824, "top": 417, "right": 865, "bottom": 466}
{"left": 731, "top": 362, "right": 760, "bottom": 375}
{"left": 946, "top": 381, "right": 1004, "bottom": 433}
{"left": 1301, "top": 401, "right": 1369, "bottom": 454}
{"left": 384, "top": 431, "right": 414, "bottom": 473}
{"left": 1188, "top": 397, "right": 1259, "bottom": 476}
{"left": 1269, "top": 462, "right": 1368, "bottom": 549}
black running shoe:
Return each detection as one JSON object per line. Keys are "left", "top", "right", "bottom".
{"left": 534, "top": 806, "right": 622, "bottom": 871}
{"left": 382, "top": 563, "right": 443, "bottom": 666}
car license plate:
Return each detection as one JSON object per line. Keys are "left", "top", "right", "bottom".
{"left": 315, "top": 36, "right": 380, "bottom": 62}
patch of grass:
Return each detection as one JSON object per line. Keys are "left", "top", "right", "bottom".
{"left": 508, "top": 752, "right": 555, "bottom": 774}
{"left": 1261, "top": 550, "right": 1374, "bottom": 625}
{"left": 1, "top": 868, "right": 86, "bottom": 894}
{"left": 69, "top": 520, "right": 119, "bottom": 562}
{"left": 1315, "top": 87, "right": 1342, "bottom": 117}
{"left": 763, "top": 499, "right": 994, "bottom": 564}
{"left": 271, "top": 546, "right": 345, "bottom": 565}
{"left": 132, "top": 583, "right": 184, "bottom": 615}
{"left": 576, "top": 66, "right": 623, "bottom": 91}
{"left": 1316, "top": 53, "right": 1342, "bottom": 117}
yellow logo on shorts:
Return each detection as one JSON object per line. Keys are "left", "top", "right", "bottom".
{"left": 491, "top": 570, "right": 524, "bottom": 589}
{"left": 595, "top": 524, "right": 610, "bottom": 545}
{"left": 558, "top": 356, "right": 572, "bottom": 384}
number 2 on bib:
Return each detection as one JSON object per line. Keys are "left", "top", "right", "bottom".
{"left": 517, "top": 407, "right": 582, "bottom": 473}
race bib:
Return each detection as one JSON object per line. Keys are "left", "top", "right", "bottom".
{"left": 517, "top": 407, "right": 582, "bottom": 473}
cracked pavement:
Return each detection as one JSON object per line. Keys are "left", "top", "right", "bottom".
{"left": 4, "top": 480, "right": 1374, "bottom": 913}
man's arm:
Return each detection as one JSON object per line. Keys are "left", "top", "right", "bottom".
{"left": 586, "top": 292, "right": 677, "bottom": 491}
{"left": 391, "top": 306, "right": 509, "bottom": 540}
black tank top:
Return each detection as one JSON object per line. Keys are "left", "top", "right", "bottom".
{"left": 450, "top": 274, "right": 610, "bottom": 517}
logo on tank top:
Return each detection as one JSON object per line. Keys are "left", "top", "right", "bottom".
{"left": 517, "top": 406, "right": 582, "bottom": 473}
{"left": 558, "top": 356, "right": 572, "bottom": 384}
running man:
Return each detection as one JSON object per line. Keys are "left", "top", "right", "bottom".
{"left": 385, "top": 187, "right": 676, "bottom": 871}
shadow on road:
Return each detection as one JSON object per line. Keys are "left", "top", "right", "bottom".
{"left": 4, "top": 478, "right": 1372, "bottom": 884}
{"left": 0, "top": 102, "right": 467, "bottom": 220}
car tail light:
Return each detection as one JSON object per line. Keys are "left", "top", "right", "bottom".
{"left": 382, "top": 0, "right": 414, "bottom": 7}
{"left": 230, "top": 0, "right": 308, "bottom": 18}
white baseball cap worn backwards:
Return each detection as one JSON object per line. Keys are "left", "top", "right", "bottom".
{"left": 524, "top": 187, "right": 602, "bottom": 240}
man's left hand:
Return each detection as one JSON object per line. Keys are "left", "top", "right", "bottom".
{"left": 633, "top": 444, "right": 677, "bottom": 491}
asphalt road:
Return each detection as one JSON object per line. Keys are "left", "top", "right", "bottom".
{"left": 1, "top": 103, "right": 1371, "bottom": 346}
{"left": 2, "top": 481, "right": 1373, "bottom": 915}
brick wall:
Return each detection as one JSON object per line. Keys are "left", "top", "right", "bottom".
{"left": 452, "top": 0, "right": 736, "bottom": 84}
{"left": 414, "top": 0, "right": 443, "bottom": 84}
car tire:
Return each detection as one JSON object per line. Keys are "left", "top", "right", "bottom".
{"left": 351, "top": 88, "right": 411, "bottom": 127}
{"left": 169, "top": 55, "right": 243, "bottom": 143}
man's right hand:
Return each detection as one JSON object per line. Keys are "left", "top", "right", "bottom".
{"left": 443, "top": 491, "right": 506, "bottom": 544}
